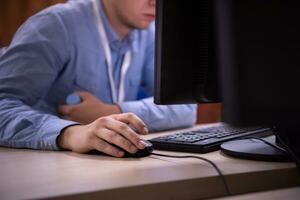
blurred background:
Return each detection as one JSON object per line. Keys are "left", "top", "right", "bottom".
{"left": 0, "top": 0, "right": 221, "bottom": 124}
{"left": 0, "top": 0, "right": 66, "bottom": 46}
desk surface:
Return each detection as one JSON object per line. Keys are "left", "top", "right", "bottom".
{"left": 0, "top": 124, "right": 299, "bottom": 200}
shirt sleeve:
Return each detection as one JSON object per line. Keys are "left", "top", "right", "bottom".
{"left": 0, "top": 12, "right": 78, "bottom": 150}
{"left": 119, "top": 98, "right": 197, "bottom": 132}
{"left": 119, "top": 26, "right": 197, "bottom": 131}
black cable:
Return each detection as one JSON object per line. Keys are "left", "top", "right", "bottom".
{"left": 242, "top": 136, "right": 288, "bottom": 154}
{"left": 150, "top": 152, "right": 231, "bottom": 196}
{"left": 149, "top": 135, "right": 299, "bottom": 196}
{"left": 274, "top": 134, "right": 300, "bottom": 169}
{"left": 271, "top": 126, "right": 300, "bottom": 168}
{"left": 244, "top": 135, "right": 300, "bottom": 166}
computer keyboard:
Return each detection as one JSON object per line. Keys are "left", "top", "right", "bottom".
{"left": 149, "top": 123, "right": 273, "bottom": 153}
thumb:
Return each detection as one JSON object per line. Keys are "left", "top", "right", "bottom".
{"left": 74, "top": 91, "right": 93, "bottom": 101}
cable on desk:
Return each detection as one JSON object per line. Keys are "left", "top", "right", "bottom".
{"left": 242, "top": 136, "right": 288, "bottom": 154}
{"left": 150, "top": 135, "right": 299, "bottom": 196}
{"left": 241, "top": 136, "right": 293, "bottom": 163}
{"left": 243, "top": 136, "right": 300, "bottom": 164}
{"left": 150, "top": 152, "right": 231, "bottom": 196}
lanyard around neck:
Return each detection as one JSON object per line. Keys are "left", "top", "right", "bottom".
{"left": 91, "top": 0, "right": 131, "bottom": 104}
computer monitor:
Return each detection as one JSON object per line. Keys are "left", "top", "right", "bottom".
{"left": 154, "top": 0, "right": 300, "bottom": 165}
{"left": 154, "top": 0, "right": 220, "bottom": 104}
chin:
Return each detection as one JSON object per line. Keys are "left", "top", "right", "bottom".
{"left": 137, "top": 21, "right": 152, "bottom": 29}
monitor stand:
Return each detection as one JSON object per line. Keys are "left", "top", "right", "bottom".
{"left": 220, "top": 135, "right": 292, "bottom": 162}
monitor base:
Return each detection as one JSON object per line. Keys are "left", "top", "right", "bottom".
{"left": 220, "top": 136, "right": 292, "bottom": 162}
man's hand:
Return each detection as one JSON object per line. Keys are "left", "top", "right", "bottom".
{"left": 58, "top": 91, "right": 121, "bottom": 124}
{"left": 57, "top": 113, "right": 149, "bottom": 157}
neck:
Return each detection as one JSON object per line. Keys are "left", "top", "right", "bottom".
{"left": 102, "top": 0, "right": 132, "bottom": 40}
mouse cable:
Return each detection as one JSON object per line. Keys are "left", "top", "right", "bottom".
{"left": 150, "top": 136, "right": 298, "bottom": 196}
{"left": 150, "top": 152, "right": 231, "bottom": 196}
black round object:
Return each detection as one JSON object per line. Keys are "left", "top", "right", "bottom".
{"left": 220, "top": 136, "right": 292, "bottom": 162}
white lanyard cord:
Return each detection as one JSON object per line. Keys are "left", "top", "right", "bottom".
{"left": 91, "top": 0, "right": 131, "bottom": 103}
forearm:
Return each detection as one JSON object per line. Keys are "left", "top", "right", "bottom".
{"left": 0, "top": 99, "right": 78, "bottom": 150}
{"left": 119, "top": 97, "right": 197, "bottom": 132}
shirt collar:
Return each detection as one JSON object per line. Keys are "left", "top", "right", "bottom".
{"left": 98, "top": 0, "right": 138, "bottom": 53}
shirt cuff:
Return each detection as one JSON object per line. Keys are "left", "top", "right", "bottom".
{"left": 37, "top": 118, "right": 80, "bottom": 151}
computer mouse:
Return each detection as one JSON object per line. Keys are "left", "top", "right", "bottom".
{"left": 123, "top": 140, "right": 154, "bottom": 158}
{"left": 88, "top": 140, "right": 154, "bottom": 158}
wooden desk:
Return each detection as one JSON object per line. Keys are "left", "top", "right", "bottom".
{"left": 0, "top": 124, "right": 299, "bottom": 200}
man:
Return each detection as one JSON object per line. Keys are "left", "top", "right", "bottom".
{"left": 0, "top": 0, "right": 196, "bottom": 157}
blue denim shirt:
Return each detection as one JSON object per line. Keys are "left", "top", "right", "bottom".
{"left": 0, "top": 0, "right": 197, "bottom": 150}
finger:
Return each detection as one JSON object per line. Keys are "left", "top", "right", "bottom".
{"left": 57, "top": 105, "right": 73, "bottom": 116}
{"left": 112, "top": 113, "right": 148, "bottom": 135}
{"left": 93, "top": 138, "right": 124, "bottom": 158}
{"left": 99, "top": 117, "right": 146, "bottom": 149}
{"left": 96, "top": 129, "right": 137, "bottom": 154}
